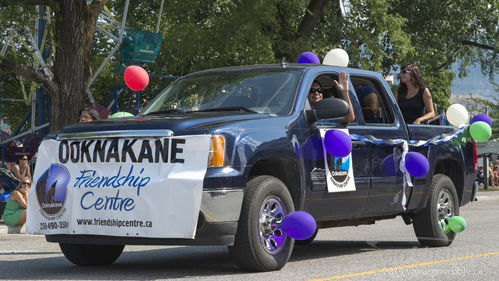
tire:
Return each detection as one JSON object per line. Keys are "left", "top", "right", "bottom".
{"left": 59, "top": 243, "right": 124, "bottom": 266}
{"left": 413, "top": 174, "right": 459, "bottom": 247}
{"left": 229, "top": 175, "right": 295, "bottom": 271}
{"left": 295, "top": 228, "right": 318, "bottom": 245}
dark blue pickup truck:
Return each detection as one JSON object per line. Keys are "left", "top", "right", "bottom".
{"left": 34, "top": 64, "right": 477, "bottom": 271}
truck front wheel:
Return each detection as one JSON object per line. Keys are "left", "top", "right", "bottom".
{"left": 229, "top": 175, "right": 295, "bottom": 271}
{"left": 412, "top": 174, "right": 459, "bottom": 247}
{"left": 59, "top": 243, "right": 124, "bottom": 266}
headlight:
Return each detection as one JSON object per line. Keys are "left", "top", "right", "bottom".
{"left": 208, "top": 135, "right": 225, "bottom": 167}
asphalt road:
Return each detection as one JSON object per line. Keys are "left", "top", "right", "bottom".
{"left": 1, "top": 192, "right": 499, "bottom": 281}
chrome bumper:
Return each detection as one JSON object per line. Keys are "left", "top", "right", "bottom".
{"left": 200, "top": 189, "right": 244, "bottom": 222}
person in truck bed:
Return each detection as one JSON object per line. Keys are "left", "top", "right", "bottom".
{"left": 395, "top": 64, "right": 435, "bottom": 124}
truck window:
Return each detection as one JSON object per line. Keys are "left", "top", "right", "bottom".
{"left": 351, "top": 76, "right": 394, "bottom": 124}
{"left": 310, "top": 73, "right": 359, "bottom": 124}
{"left": 141, "top": 69, "right": 302, "bottom": 116}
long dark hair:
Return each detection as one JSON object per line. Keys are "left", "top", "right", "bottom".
{"left": 16, "top": 155, "right": 28, "bottom": 165}
{"left": 397, "top": 64, "right": 426, "bottom": 101}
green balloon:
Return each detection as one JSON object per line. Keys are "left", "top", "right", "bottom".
{"left": 443, "top": 224, "right": 451, "bottom": 233}
{"left": 110, "top": 112, "right": 134, "bottom": 118}
{"left": 470, "top": 121, "right": 491, "bottom": 142}
{"left": 448, "top": 216, "right": 466, "bottom": 233}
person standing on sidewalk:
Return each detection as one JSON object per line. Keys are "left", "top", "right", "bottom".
{"left": 2, "top": 177, "right": 30, "bottom": 227}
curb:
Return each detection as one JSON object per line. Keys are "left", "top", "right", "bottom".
{"left": 0, "top": 222, "right": 26, "bottom": 235}
{"left": 0, "top": 222, "right": 7, "bottom": 235}
{"left": 476, "top": 190, "right": 499, "bottom": 201}
{"left": 476, "top": 194, "right": 499, "bottom": 201}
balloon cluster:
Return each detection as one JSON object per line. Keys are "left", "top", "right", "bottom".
{"left": 297, "top": 49, "right": 349, "bottom": 67}
{"left": 443, "top": 216, "right": 467, "bottom": 233}
{"left": 470, "top": 114, "right": 492, "bottom": 142}
{"left": 381, "top": 152, "right": 430, "bottom": 178}
{"left": 446, "top": 104, "right": 493, "bottom": 142}
{"left": 279, "top": 211, "right": 316, "bottom": 240}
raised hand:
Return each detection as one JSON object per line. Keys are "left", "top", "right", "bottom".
{"left": 333, "top": 71, "right": 349, "bottom": 97}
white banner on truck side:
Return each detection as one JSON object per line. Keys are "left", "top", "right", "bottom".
{"left": 320, "top": 129, "right": 356, "bottom": 193}
{"left": 27, "top": 135, "right": 211, "bottom": 238}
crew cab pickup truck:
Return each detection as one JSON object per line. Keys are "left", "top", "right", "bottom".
{"left": 28, "top": 64, "right": 477, "bottom": 272}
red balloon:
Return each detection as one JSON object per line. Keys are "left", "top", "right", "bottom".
{"left": 124, "top": 65, "right": 149, "bottom": 91}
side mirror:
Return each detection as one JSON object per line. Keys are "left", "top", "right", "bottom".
{"left": 306, "top": 98, "right": 350, "bottom": 123}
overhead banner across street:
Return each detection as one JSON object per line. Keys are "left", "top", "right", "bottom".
{"left": 27, "top": 135, "right": 211, "bottom": 239}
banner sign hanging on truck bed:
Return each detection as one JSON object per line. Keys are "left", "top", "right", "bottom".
{"left": 27, "top": 135, "right": 211, "bottom": 239}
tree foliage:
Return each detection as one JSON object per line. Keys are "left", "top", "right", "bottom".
{"left": 0, "top": 0, "right": 497, "bottom": 133}
{"left": 0, "top": 0, "right": 106, "bottom": 132}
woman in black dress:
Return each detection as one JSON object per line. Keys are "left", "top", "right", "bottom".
{"left": 395, "top": 64, "right": 435, "bottom": 124}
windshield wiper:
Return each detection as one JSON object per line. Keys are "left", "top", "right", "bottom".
{"left": 196, "top": 106, "right": 257, "bottom": 113}
{"left": 144, "top": 108, "right": 185, "bottom": 115}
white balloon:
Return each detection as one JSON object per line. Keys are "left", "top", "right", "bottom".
{"left": 323, "top": 48, "right": 349, "bottom": 67}
{"left": 446, "top": 104, "right": 469, "bottom": 127}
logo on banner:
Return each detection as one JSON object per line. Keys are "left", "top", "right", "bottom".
{"left": 36, "top": 164, "right": 69, "bottom": 218}
{"left": 326, "top": 153, "right": 351, "bottom": 187}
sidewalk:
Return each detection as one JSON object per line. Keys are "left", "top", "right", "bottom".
{"left": 475, "top": 190, "right": 499, "bottom": 201}
{"left": 0, "top": 218, "right": 26, "bottom": 235}
{"left": 1, "top": 191, "right": 498, "bottom": 235}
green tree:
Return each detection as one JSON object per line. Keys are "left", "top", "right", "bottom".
{"left": 0, "top": 72, "right": 32, "bottom": 132}
{"left": 390, "top": 0, "right": 498, "bottom": 110}
{"left": 0, "top": 0, "right": 106, "bottom": 132}
{"left": 1, "top": 0, "right": 496, "bottom": 132}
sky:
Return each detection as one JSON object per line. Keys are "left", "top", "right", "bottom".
{"left": 451, "top": 64, "right": 497, "bottom": 99}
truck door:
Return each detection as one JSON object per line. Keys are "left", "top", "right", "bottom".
{"left": 350, "top": 75, "right": 410, "bottom": 215}
{"left": 302, "top": 73, "right": 369, "bottom": 220}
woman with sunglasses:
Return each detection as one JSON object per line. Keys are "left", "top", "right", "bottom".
{"left": 12, "top": 155, "right": 31, "bottom": 181}
{"left": 308, "top": 71, "right": 354, "bottom": 124}
{"left": 2, "top": 176, "right": 31, "bottom": 227}
{"left": 395, "top": 64, "right": 435, "bottom": 124}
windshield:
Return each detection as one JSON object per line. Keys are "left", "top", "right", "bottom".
{"left": 141, "top": 69, "right": 302, "bottom": 116}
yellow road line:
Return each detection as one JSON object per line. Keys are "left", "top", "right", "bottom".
{"left": 308, "top": 250, "right": 499, "bottom": 281}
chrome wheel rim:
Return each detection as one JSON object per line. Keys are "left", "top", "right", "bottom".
{"left": 436, "top": 189, "right": 455, "bottom": 231}
{"left": 258, "top": 195, "right": 287, "bottom": 253}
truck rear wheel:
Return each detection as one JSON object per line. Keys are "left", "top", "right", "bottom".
{"left": 413, "top": 174, "right": 459, "bottom": 247}
{"left": 229, "top": 175, "right": 295, "bottom": 271}
{"left": 59, "top": 243, "right": 124, "bottom": 266}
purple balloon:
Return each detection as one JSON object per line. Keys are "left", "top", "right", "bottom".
{"left": 471, "top": 113, "right": 492, "bottom": 126}
{"left": 405, "top": 152, "right": 429, "bottom": 177}
{"left": 297, "top": 52, "right": 320, "bottom": 64}
{"left": 324, "top": 129, "right": 352, "bottom": 158}
{"left": 302, "top": 135, "right": 324, "bottom": 161}
{"left": 381, "top": 154, "right": 398, "bottom": 176}
{"left": 279, "top": 211, "right": 316, "bottom": 240}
